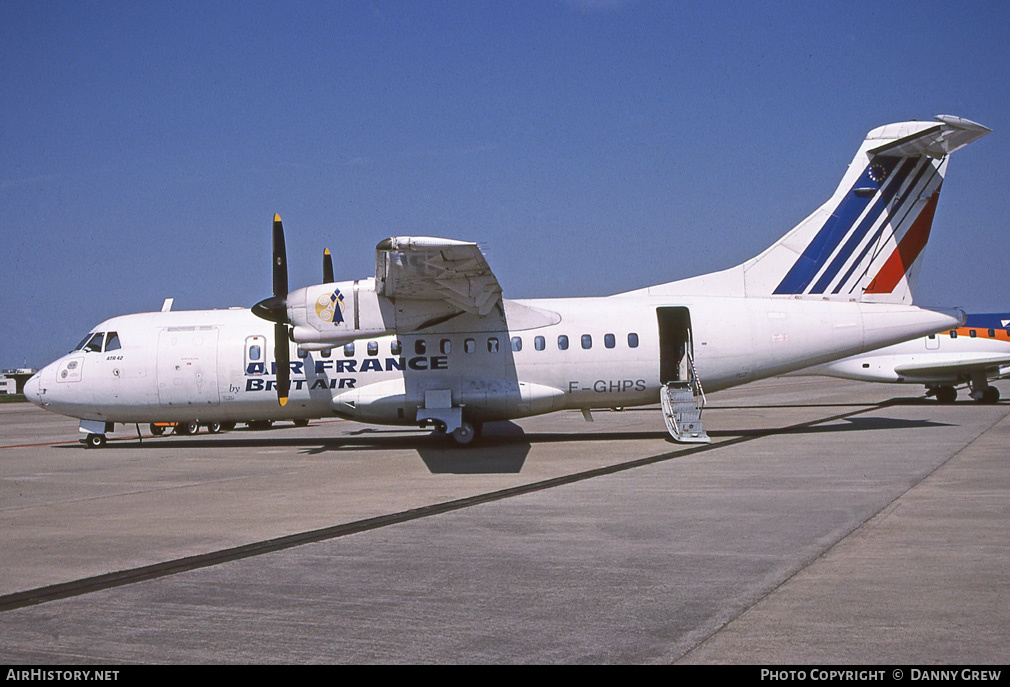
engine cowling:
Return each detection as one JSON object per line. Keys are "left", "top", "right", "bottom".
{"left": 286, "top": 278, "right": 461, "bottom": 346}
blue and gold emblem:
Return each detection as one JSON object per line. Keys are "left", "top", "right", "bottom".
{"left": 315, "top": 288, "right": 345, "bottom": 325}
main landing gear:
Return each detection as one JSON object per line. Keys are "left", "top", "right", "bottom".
{"left": 430, "top": 420, "right": 483, "bottom": 446}
{"left": 928, "top": 384, "right": 1001, "bottom": 404}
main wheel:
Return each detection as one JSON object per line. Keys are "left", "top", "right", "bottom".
{"left": 935, "top": 386, "right": 957, "bottom": 404}
{"left": 177, "top": 421, "right": 200, "bottom": 435}
{"left": 85, "top": 433, "right": 107, "bottom": 449}
{"left": 981, "top": 386, "right": 1000, "bottom": 404}
{"left": 205, "top": 422, "right": 222, "bottom": 434}
{"left": 451, "top": 422, "right": 478, "bottom": 445}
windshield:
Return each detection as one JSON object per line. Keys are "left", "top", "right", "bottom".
{"left": 73, "top": 332, "right": 105, "bottom": 353}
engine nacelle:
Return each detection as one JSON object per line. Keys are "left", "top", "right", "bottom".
{"left": 286, "top": 278, "right": 461, "bottom": 345}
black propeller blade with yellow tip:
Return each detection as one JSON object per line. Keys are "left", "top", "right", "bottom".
{"left": 323, "top": 248, "right": 334, "bottom": 283}
{"left": 252, "top": 214, "right": 291, "bottom": 407}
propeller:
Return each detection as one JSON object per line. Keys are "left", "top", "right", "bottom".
{"left": 323, "top": 248, "right": 334, "bottom": 283}
{"left": 252, "top": 214, "right": 291, "bottom": 407}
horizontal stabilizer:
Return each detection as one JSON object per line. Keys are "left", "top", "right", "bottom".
{"left": 868, "top": 116, "right": 992, "bottom": 159}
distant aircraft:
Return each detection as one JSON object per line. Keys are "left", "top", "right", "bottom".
{"left": 798, "top": 313, "right": 1010, "bottom": 403}
{"left": 25, "top": 115, "right": 990, "bottom": 447}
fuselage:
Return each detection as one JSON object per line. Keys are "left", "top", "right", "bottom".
{"left": 25, "top": 292, "right": 961, "bottom": 428}
{"left": 801, "top": 315, "right": 1010, "bottom": 384}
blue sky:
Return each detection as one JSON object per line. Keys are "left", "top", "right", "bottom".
{"left": 2, "top": 0, "right": 1008, "bottom": 368}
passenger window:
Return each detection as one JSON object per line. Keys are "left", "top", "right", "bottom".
{"left": 464, "top": 338, "right": 476, "bottom": 353}
{"left": 950, "top": 330, "right": 958, "bottom": 339}
{"left": 415, "top": 340, "right": 426, "bottom": 355}
{"left": 511, "top": 336, "right": 522, "bottom": 352}
{"left": 297, "top": 347, "right": 308, "bottom": 359}
{"left": 488, "top": 337, "right": 499, "bottom": 353}
{"left": 320, "top": 348, "right": 331, "bottom": 358}
{"left": 970, "top": 330, "right": 977, "bottom": 338}
{"left": 582, "top": 334, "right": 592, "bottom": 349}
{"left": 628, "top": 333, "right": 639, "bottom": 348}
{"left": 84, "top": 333, "right": 104, "bottom": 353}
{"left": 105, "top": 332, "right": 121, "bottom": 351}
{"left": 558, "top": 335, "right": 569, "bottom": 351}
{"left": 367, "top": 341, "right": 378, "bottom": 356}
{"left": 249, "top": 345, "right": 262, "bottom": 362}
{"left": 391, "top": 339, "right": 402, "bottom": 356}
{"left": 535, "top": 336, "right": 545, "bottom": 351}
{"left": 344, "top": 342, "right": 355, "bottom": 357}
{"left": 604, "top": 333, "right": 615, "bottom": 349}
{"left": 440, "top": 339, "right": 451, "bottom": 355}
{"left": 989, "top": 329, "right": 996, "bottom": 338}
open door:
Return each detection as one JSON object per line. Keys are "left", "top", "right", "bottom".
{"left": 658, "top": 306, "right": 692, "bottom": 384}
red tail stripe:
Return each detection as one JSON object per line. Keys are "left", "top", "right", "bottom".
{"left": 864, "top": 188, "right": 941, "bottom": 294}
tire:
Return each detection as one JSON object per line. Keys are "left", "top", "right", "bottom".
{"left": 935, "top": 386, "right": 957, "bottom": 404}
{"left": 177, "top": 421, "right": 200, "bottom": 435}
{"left": 85, "top": 433, "right": 107, "bottom": 449}
{"left": 451, "top": 422, "right": 477, "bottom": 445}
{"left": 205, "top": 422, "right": 222, "bottom": 434}
{"left": 981, "top": 386, "right": 1000, "bottom": 404}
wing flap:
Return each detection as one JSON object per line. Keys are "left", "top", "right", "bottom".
{"left": 375, "top": 237, "right": 503, "bottom": 316}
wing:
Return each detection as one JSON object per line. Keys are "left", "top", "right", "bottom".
{"left": 374, "top": 237, "right": 503, "bottom": 317}
{"left": 894, "top": 354, "right": 1010, "bottom": 380}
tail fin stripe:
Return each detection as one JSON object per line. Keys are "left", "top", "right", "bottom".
{"left": 772, "top": 164, "right": 881, "bottom": 295}
{"left": 831, "top": 158, "right": 938, "bottom": 294}
{"left": 836, "top": 160, "right": 937, "bottom": 295}
{"left": 864, "top": 189, "right": 941, "bottom": 294}
{"left": 808, "top": 158, "right": 917, "bottom": 294}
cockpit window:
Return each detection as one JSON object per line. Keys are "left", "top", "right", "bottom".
{"left": 73, "top": 334, "right": 93, "bottom": 352}
{"left": 105, "top": 332, "right": 121, "bottom": 351}
{"left": 80, "top": 332, "right": 105, "bottom": 352}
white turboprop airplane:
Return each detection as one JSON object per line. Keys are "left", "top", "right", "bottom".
{"left": 25, "top": 115, "right": 990, "bottom": 447}
{"left": 798, "top": 313, "right": 1010, "bottom": 403}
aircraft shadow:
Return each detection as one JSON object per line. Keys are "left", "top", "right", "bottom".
{"left": 708, "top": 415, "right": 954, "bottom": 438}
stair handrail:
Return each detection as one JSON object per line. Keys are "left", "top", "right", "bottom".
{"left": 687, "top": 351, "right": 707, "bottom": 409}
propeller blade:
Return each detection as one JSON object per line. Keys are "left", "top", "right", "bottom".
{"left": 272, "top": 214, "right": 288, "bottom": 299}
{"left": 274, "top": 322, "right": 290, "bottom": 407}
{"left": 323, "top": 248, "right": 334, "bottom": 283}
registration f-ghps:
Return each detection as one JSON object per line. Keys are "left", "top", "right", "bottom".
{"left": 25, "top": 116, "right": 990, "bottom": 446}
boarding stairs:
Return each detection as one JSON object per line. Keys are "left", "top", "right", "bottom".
{"left": 661, "top": 352, "right": 711, "bottom": 443}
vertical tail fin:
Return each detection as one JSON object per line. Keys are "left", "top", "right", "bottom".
{"left": 740, "top": 115, "right": 990, "bottom": 303}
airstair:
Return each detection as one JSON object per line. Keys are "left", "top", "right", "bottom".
{"left": 661, "top": 351, "right": 711, "bottom": 443}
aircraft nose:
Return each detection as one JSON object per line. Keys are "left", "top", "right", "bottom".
{"left": 23, "top": 372, "right": 43, "bottom": 406}
{"left": 23, "top": 373, "right": 41, "bottom": 406}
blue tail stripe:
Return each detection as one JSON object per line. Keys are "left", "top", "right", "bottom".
{"left": 808, "top": 158, "right": 914, "bottom": 294}
{"left": 773, "top": 164, "right": 878, "bottom": 295}
{"left": 963, "top": 313, "right": 1010, "bottom": 329}
{"left": 831, "top": 159, "right": 935, "bottom": 295}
